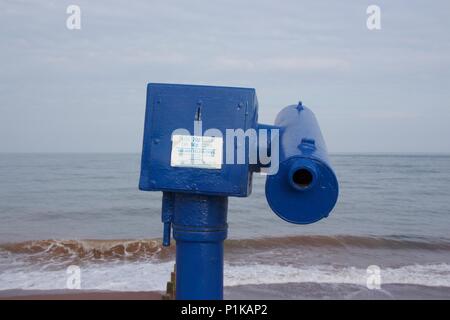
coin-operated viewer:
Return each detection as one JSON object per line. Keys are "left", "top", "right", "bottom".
{"left": 139, "top": 83, "right": 339, "bottom": 300}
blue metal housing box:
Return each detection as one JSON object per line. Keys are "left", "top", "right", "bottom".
{"left": 139, "top": 83, "right": 258, "bottom": 197}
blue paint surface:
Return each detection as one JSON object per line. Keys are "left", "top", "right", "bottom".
{"left": 139, "top": 84, "right": 338, "bottom": 299}
{"left": 265, "top": 103, "right": 339, "bottom": 224}
{"left": 139, "top": 83, "right": 258, "bottom": 197}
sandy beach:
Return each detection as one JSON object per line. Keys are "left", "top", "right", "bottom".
{"left": 0, "top": 289, "right": 163, "bottom": 300}
{"left": 2, "top": 283, "right": 450, "bottom": 300}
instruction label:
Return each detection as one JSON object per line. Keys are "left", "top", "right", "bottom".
{"left": 170, "top": 135, "right": 223, "bottom": 169}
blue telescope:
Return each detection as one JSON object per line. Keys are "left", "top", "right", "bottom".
{"left": 139, "top": 84, "right": 338, "bottom": 299}
{"left": 265, "top": 102, "right": 339, "bottom": 224}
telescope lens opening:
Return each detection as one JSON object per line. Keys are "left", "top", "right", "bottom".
{"left": 292, "top": 168, "right": 313, "bottom": 189}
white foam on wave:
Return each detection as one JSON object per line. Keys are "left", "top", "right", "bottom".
{"left": 0, "top": 262, "right": 449, "bottom": 291}
{"left": 225, "top": 263, "right": 450, "bottom": 287}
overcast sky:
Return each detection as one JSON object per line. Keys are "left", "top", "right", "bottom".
{"left": 1, "top": 0, "right": 449, "bottom": 153}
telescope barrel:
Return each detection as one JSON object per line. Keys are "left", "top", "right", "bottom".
{"left": 265, "top": 102, "right": 339, "bottom": 224}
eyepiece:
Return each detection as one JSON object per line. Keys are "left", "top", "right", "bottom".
{"left": 288, "top": 160, "right": 317, "bottom": 191}
{"left": 292, "top": 168, "right": 314, "bottom": 189}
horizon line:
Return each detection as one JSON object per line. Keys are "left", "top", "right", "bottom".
{"left": 1, "top": 151, "right": 450, "bottom": 156}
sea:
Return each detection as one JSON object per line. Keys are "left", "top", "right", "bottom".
{"left": 0, "top": 153, "right": 449, "bottom": 299}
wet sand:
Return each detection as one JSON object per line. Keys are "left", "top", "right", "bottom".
{"left": 2, "top": 283, "right": 450, "bottom": 300}
{"left": 0, "top": 289, "right": 163, "bottom": 300}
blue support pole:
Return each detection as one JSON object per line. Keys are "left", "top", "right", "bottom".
{"left": 171, "top": 193, "right": 228, "bottom": 300}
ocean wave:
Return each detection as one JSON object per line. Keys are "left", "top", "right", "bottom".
{"left": 0, "top": 239, "right": 173, "bottom": 263}
{"left": 225, "top": 235, "right": 450, "bottom": 251}
{"left": 224, "top": 263, "right": 450, "bottom": 288}
{"left": 1, "top": 235, "right": 450, "bottom": 263}
{"left": 0, "top": 262, "right": 449, "bottom": 292}
{"left": 1, "top": 237, "right": 449, "bottom": 292}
